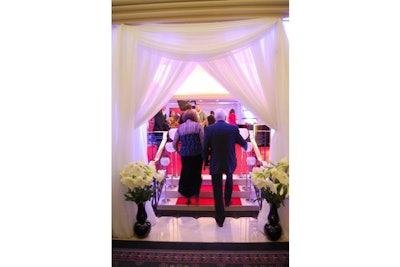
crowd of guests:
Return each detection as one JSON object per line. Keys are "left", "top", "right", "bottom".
{"left": 153, "top": 104, "right": 236, "bottom": 131}
{"left": 151, "top": 103, "right": 246, "bottom": 227}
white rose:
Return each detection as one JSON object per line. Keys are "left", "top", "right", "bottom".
{"left": 133, "top": 176, "right": 146, "bottom": 189}
{"left": 120, "top": 176, "right": 136, "bottom": 190}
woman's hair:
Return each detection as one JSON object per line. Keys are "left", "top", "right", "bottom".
{"left": 184, "top": 103, "right": 193, "bottom": 111}
{"left": 229, "top": 108, "right": 235, "bottom": 114}
{"left": 182, "top": 109, "right": 198, "bottom": 122}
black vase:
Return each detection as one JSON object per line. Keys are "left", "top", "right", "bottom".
{"left": 133, "top": 202, "right": 151, "bottom": 238}
{"left": 264, "top": 203, "right": 282, "bottom": 241}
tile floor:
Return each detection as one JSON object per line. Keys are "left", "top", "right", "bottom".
{"left": 113, "top": 216, "right": 289, "bottom": 243}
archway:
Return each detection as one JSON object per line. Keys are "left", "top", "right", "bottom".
{"left": 112, "top": 18, "right": 288, "bottom": 238}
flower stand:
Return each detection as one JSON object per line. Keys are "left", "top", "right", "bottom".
{"left": 264, "top": 203, "right": 282, "bottom": 241}
{"left": 133, "top": 202, "right": 151, "bottom": 238}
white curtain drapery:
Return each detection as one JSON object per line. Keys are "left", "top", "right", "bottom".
{"left": 112, "top": 18, "right": 289, "bottom": 238}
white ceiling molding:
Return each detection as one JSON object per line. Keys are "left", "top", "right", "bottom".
{"left": 112, "top": 0, "right": 289, "bottom": 25}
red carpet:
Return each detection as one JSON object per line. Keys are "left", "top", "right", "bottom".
{"left": 200, "top": 185, "right": 240, "bottom": 191}
{"left": 176, "top": 185, "right": 241, "bottom": 205}
{"left": 176, "top": 197, "right": 242, "bottom": 206}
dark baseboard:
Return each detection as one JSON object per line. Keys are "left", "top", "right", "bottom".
{"left": 155, "top": 209, "right": 259, "bottom": 218}
{"left": 112, "top": 240, "right": 289, "bottom": 251}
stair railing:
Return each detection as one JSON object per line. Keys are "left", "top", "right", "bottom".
{"left": 248, "top": 130, "right": 268, "bottom": 209}
{"left": 150, "top": 131, "right": 168, "bottom": 211}
{"left": 248, "top": 130, "right": 268, "bottom": 166}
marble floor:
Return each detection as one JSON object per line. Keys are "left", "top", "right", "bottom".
{"left": 113, "top": 216, "right": 289, "bottom": 243}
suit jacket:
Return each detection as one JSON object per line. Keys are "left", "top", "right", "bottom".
{"left": 203, "top": 120, "right": 247, "bottom": 175}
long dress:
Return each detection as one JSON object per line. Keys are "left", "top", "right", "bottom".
{"left": 173, "top": 120, "right": 203, "bottom": 199}
{"left": 228, "top": 113, "right": 237, "bottom": 125}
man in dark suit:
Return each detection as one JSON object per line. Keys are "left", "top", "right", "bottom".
{"left": 203, "top": 108, "right": 247, "bottom": 227}
{"left": 152, "top": 105, "right": 170, "bottom": 145}
{"left": 153, "top": 106, "right": 169, "bottom": 131}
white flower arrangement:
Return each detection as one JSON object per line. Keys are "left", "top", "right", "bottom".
{"left": 250, "top": 158, "right": 289, "bottom": 208}
{"left": 120, "top": 160, "right": 164, "bottom": 203}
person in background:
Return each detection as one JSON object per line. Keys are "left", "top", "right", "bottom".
{"left": 203, "top": 110, "right": 215, "bottom": 169}
{"left": 195, "top": 104, "right": 207, "bottom": 126}
{"left": 175, "top": 113, "right": 181, "bottom": 124}
{"left": 173, "top": 109, "right": 204, "bottom": 205}
{"left": 203, "top": 110, "right": 216, "bottom": 169}
{"left": 178, "top": 102, "right": 193, "bottom": 124}
{"left": 203, "top": 108, "right": 247, "bottom": 227}
{"left": 152, "top": 105, "right": 170, "bottom": 145}
{"left": 167, "top": 110, "right": 179, "bottom": 128}
{"left": 228, "top": 108, "right": 238, "bottom": 126}
{"left": 206, "top": 110, "right": 216, "bottom": 127}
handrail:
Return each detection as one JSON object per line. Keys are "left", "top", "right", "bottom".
{"left": 249, "top": 130, "right": 268, "bottom": 167}
{"left": 151, "top": 130, "right": 267, "bottom": 166}
{"left": 153, "top": 131, "right": 168, "bottom": 162}
{"left": 148, "top": 131, "right": 168, "bottom": 210}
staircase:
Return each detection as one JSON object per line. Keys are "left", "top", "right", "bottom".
{"left": 155, "top": 174, "right": 261, "bottom": 218}
{"left": 149, "top": 129, "right": 268, "bottom": 219}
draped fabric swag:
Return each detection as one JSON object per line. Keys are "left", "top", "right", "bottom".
{"left": 112, "top": 18, "right": 289, "bottom": 238}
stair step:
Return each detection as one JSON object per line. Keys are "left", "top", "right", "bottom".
{"left": 155, "top": 197, "right": 260, "bottom": 218}
{"left": 161, "top": 174, "right": 257, "bottom": 198}
{"left": 161, "top": 184, "right": 257, "bottom": 198}
{"left": 164, "top": 174, "right": 251, "bottom": 185}
{"left": 157, "top": 197, "right": 259, "bottom": 210}
{"left": 155, "top": 209, "right": 260, "bottom": 218}
{"left": 155, "top": 174, "right": 260, "bottom": 218}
